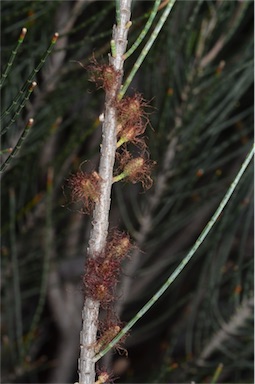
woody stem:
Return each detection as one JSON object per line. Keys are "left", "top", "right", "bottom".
{"left": 78, "top": 2, "right": 132, "bottom": 383}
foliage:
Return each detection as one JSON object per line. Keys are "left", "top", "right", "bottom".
{"left": 1, "top": 1, "right": 253, "bottom": 383}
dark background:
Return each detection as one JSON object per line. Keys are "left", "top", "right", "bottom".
{"left": 1, "top": 1, "right": 254, "bottom": 383}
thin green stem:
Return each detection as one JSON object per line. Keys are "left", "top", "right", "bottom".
{"left": 93, "top": 144, "right": 254, "bottom": 362}
{"left": 0, "top": 28, "right": 27, "bottom": 89}
{"left": 119, "top": 0, "right": 176, "bottom": 99}
{"left": 0, "top": 118, "right": 34, "bottom": 173}
{"left": 111, "top": 39, "right": 117, "bottom": 58}
{"left": 0, "top": 148, "right": 13, "bottom": 155}
{"left": 124, "top": 0, "right": 161, "bottom": 60}
{"left": 10, "top": 188, "right": 24, "bottom": 360}
{"left": 113, "top": 172, "right": 127, "bottom": 183}
{"left": 1, "top": 82, "right": 36, "bottom": 136}
{"left": 210, "top": 363, "right": 224, "bottom": 384}
{"left": 116, "top": 136, "right": 128, "bottom": 148}
{"left": 1, "top": 33, "right": 58, "bottom": 122}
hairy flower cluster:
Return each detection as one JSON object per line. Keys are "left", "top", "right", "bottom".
{"left": 67, "top": 56, "right": 156, "bottom": 366}
{"left": 117, "top": 93, "right": 149, "bottom": 127}
{"left": 85, "top": 57, "right": 155, "bottom": 190}
{"left": 84, "top": 231, "right": 133, "bottom": 306}
{"left": 114, "top": 150, "right": 155, "bottom": 190}
{"left": 95, "top": 324, "right": 121, "bottom": 354}
{"left": 116, "top": 93, "right": 150, "bottom": 149}
{"left": 68, "top": 171, "right": 101, "bottom": 214}
{"left": 95, "top": 366, "right": 116, "bottom": 384}
{"left": 95, "top": 313, "right": 127, "bottom": 355}
{"left": 87, "top": 58, "right": 121, "bottom": 91}
{"left": 114, "top": 91, "right": 155, "bottom": 189}
{"left": 95, "top": 371, "right": 110, "bottom": 384}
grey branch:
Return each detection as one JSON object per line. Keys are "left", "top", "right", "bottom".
{"left": 78, "top": 2, "right": 132, "bottom": 384}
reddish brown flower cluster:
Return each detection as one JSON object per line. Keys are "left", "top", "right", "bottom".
{"left": 116, "top": 93, "right": 150, "bottom": 149}
{"left": 114, "top": 150, "right": 155, "bottom": 190}
{"left": 65, "top": 57, "right": 156, "bottom": 362}
{"left": 95, "top": 367, "right": 116, "bottom": 384}
{"left": 117, "top": 93, "right": 149, "bottom": 127}
{"left": 84, "top": 231, "right": 133, "bottom": 307}
{"left": 68, "top": 171, "right": 101, "bottom": 214}
{"left": 114, "top": 89, "right": 155, "bottom": 190}
{"left": 95, "top": 313, "right": 127, "bottom": 356}
{"left": 85, "top": 58, "right": 155, "bottom": 190}
{"left": 95, "top": 324, "right": 121, "bottom": 354}
{"left": 95, "top": 371, "right": 110, "bottom": 384}
{"left": 87, "top": 58, "right": 121, "bottom": 91}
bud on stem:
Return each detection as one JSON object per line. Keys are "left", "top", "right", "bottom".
{"left": 113, "top": 153, "right": 155, "bottom": 189}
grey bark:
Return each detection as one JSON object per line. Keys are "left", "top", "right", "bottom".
{"left": 78, "top": 2, "right": 132, "bottom": 383}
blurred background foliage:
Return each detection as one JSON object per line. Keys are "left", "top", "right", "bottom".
{"left": 1, "top": 1, "right": 254, "bottom": 383}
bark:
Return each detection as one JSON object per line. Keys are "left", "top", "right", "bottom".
{"left": 78, "top": 2, "right": 132, "bottom": 383}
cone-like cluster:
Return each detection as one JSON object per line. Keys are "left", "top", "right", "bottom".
{"left": 115, "top": 149, "right": 155, "bottom": 190}
{"left": 114, "top": 76, "right": 155, "bottom": 190}
{"left": 67, "top": 171, "right": 101, "bottom": 214}
{"left": 87, "top": 57, "right": 121, "bottom": 91}
{"left": 95, "top": 312, "right": 127, "bottom": 355}
{"left": 116, "top": 93, "right": 149, "bottom": 149}
{"left": 83, "top": 231, "right": 133, "bottom": 307}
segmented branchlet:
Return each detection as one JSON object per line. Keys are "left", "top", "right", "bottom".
{"left": 1, "top": 33, "right": 59, "bottom": 126}
{"left": 93, "top": 144, "right": 254, "bottom": 362}
{"left": 123, "top": 0, "right": 161, "bottom": 60}
{"left": 0, "top": 27, "right": 27, "bottom": 89}
{"left": 119, "top": 0, "right": 176, "bottom": 99}
{"left": 1, "top": 32, "right": 59, "bottom": 174}
{"left": 1, "top": 82, "right": 37, "bottom": 136}
{"left": 0, "top": 118, "right": 34, "bottom": 173}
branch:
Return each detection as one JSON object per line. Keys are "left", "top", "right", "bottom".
{"left": 78, "top": 2, "right": 132, "bottom": 383}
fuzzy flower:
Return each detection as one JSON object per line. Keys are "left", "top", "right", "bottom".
{"left": 105, "top": 230, "right": 133, "bottom": 260}
{"left": 116, "top": 121, "right": 147, "bottom": 149}
{"left": 83, "top": 231, "right": 133, "bottom": 306}
{"left": 95, "top": 314, "right": 127, "bottom": 356}
{"left": 95, "top": 324, "right": 121, "bottom": 354}
{"left": 68, "top": 171, "right": 101, "bottom": 214}
{"left": 116, "top": 93, "right": 150, "bottom": 127}
{"left": 95, "top": 371, "right": 110, "bottom": 384}
{"left": 114, "top": 151, "right": 155, "bottom": 190}
{"left": 87, "top": 58, "right": 121, "bottom": 91}
{"left": 84, "top": 255, "right": 119, "bottom": 305}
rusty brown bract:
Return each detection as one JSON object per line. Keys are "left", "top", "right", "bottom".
{"left": 87, "top": 58, "right": 121, "bottom": 92}
{"left": 83, "top": 231, "right": 133, "bottom": 307}
{"left": 68, "top": 171, "right": 101, "bottom": 214}
{"left": 117, "top": 150, "right": 155, "bottom": 190}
